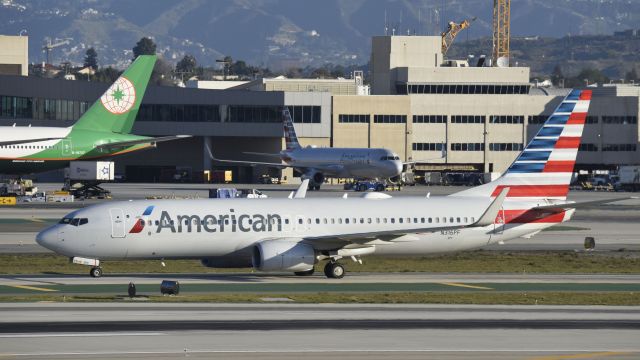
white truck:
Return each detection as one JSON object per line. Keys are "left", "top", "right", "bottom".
{"left": 615, "top": 166, "right": 640, "bottom": 191}
{"left": 63, "top": 161, "right": 114, "bottom": 199}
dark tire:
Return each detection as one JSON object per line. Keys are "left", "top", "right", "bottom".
{"left": 324, "top": 262, "right": 345, "bottom": 279}
{"left": 375, "top": 184, "right": 385, "bottom": 192}
{"left": 294, "top": 268, "right": 315, "bottom": 276}
{"left": 89, "top": 266, "right": 103, "bottom": 278}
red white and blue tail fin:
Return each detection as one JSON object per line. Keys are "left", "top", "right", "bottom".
{"left": 283, "top": 108, "right": 301, "bottom": 150}
{"left": 454, "top": 89, "right": 592, "bottom": 200}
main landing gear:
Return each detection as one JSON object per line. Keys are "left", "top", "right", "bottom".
{"left": 89, "top": 266, "right": 103, "bottom": 278}
{"left": 324, "top": 261, "right": 345, "bottom": 279}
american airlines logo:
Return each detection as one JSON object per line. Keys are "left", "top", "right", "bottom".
{"left": 129, "top": 206, "right": 155, "bottom": 233}
{"left": 157, "top": 209, "right": 282, "bottom": 233}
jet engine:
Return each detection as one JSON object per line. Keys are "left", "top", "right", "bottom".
{"left": 302, "top": 171, "right": 324, "bottom": 190}
{"left": 252, "top": 240, "right": 316, "bottom": 272}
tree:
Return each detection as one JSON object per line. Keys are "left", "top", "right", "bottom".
{"left": 84, "top": 47, "right": 98, "bottom": 70}
{"left": 551, "top": 64, "right": 564, "bottom": 86}
{"left": 625, "top": 66, "right": 638, "bottom": 82}
{"left": 176, "top": 54, "right": 197, "bottom": 79}
{"left": 133, "top": 37, "right": 157, "bottom": 59}
{"left": 95, "top": 66, "right": 122, "bottom": 83}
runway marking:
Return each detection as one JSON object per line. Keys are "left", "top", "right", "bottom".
{"left": 529, "top": 351, "right": 631, "bottom": 360}
{"left": 9, "top": 285, "right": 57, "bottom": 292}
{"left": 440, "top": 282, "right": 493, "bottom": 290}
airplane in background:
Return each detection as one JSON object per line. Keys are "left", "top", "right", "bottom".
{"left": 38, "top": 89, "right": 617, "bottom": 279}
{"left": 0, "top": 55, "right": 189, "bottom": 175}
{"left": 210, "top": 108, "right": 404, "bottom": 190}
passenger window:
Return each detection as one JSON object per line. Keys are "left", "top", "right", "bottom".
{"left": 471, "top": 217, "right": 475, "bottom": 222}
{"left": 414, "top": 218, "right": 418, "bottom": 223}
{"left": 376, "top": 218, "right": 380, "bottom": 223}
{"left": 155, "top": 220, "right": 159, "bottom": 225}
{"left": 352, "top": 218, "right": 356, "bottom": 224}
{"left": 391, "top": 218, "right": 395, "bottom": 224}
{"left": 307, "top": 219, "right": 311, "bottom": 224}
{"left": 457, "top": 217, "right": 461, "bottom": 223}
{"left": 315, "top": 218, "right": 320, "bottom": 224}
{"left": 450, "top": 217, "right": 454, "bottom": 223}
{"left": 464, "top": 217, "right": 468, "bottom": 223}
{"left": 345, "top": 218, "right": 350, "bottom": 224}
{"left": 421, "top": 218, "right": 425, "bottom": 223}
{"left": 360, "top": 218, "right": 364, "bottom": 224}
{"left": 285, "top": 219, "right": 290, "bottom": 224}
{"left": 298, "top": 218, "right": 303, "bottom": 224}
{"left": 428, "top": 218, "right": 432, "bottom": 223}
{"left": 407, "top": 217, "right": 411, "bottom": 223}
{"left": 442, "top": 217, "right": 446, "bottom": 223}
{"left": 331, "top": 218, "right": 335, "bottom": 224}
{"left": 367, "top": 218, "right": 372, "bottom": 224}
{"left": 399, "top": 218, "right": 403, "bottom": 224}
{"left": 383, "top": 218, "right": 388, "bottom": 223}
{"left": 323, "top": 218, "right": 327, "bottom": 224}
{"left": 338, "top": 218, "right": 343, "bottom": 224}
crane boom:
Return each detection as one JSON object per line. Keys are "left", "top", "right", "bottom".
{"left": 441, "top": 17, "right": 476, "bottom": 57}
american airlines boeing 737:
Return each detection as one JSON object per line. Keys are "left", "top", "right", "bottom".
{"left": 211, "top": 108, "right": 403, "bottom": 190}
{"left": 0, "top": 55, "right": 187, "bottom": 175}
{"left": 38, "top": 89, "right": 608, "bottom": 278}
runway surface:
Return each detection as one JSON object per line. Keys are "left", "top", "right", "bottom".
{"left": 0, "top": 303, "right": 638, "bottom": 359}
{"left": 1, "top": 273, "right": 639, "bottom": 295}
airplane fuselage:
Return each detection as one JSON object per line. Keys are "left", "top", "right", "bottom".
{"left": 37, "top": 196, "right": 572, "bottom": 261}
{"left": 0, "top": 126, "right": 152, "bottom": 174}
{"left": 282, "top": 147, "right": 402, "bottom": 180}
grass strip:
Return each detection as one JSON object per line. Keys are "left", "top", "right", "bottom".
{"left": 0, "top": 292, "right": 638, "bottom": 305}
{"left": 2, "top": 250, "right": 639, "bottom": 275}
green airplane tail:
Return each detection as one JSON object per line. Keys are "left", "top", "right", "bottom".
{"left": 72, "top": 55, "right": 157, "bottom": 134}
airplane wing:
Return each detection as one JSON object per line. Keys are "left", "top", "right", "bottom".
{"left": 0, "top": 137, "right": 64, "bottom": 146}
{"left": 243, "top": 151, "right": 283, "bottom": 159}
{"left": 305, "top": 187, "right": 510, "bottom": 244}
{"left": 205, "top": 143, "right": 289, "bottom": 168}
{"left": 95, "top": 135, "right": 191, "bottom": 151}
{"left": 530, "top": 197, "right": 634, "bottom": 212}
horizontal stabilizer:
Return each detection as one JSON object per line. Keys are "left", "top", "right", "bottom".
{"left": 531, "top": 197, "right": 634, "bottom": 211}
{"left": 95, "top": 135, "right": 190, "bottom": 150}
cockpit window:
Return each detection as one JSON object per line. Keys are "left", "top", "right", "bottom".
{"left": 59, "top": 217, "right": 88, "bottom": 226}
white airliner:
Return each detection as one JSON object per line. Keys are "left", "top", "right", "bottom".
{"left": 37, "top": 89, "right": 609, "bottom": 278}
{"left": 211, "top": 108, "right": 403, "bottom": 190}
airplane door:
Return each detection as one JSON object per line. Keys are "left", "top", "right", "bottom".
{"left": 61, "top": 139, "right": 72, "bottom": 156}
{"left": 109, "top": 208, "right": 126, "bottom": 238}
{"left": 295, "top": 215, "right": 305, "bottom": 232}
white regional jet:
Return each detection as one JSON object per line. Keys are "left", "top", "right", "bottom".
{"left": 38, "top": 89, "right": 606, "bottom": 278}
{"left": 210, "top": 108, "right": 403, "bottom": 190}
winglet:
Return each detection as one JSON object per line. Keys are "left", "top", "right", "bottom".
{"left": 474, "top": 187, "right": 509, "bottom": 227}
{"left": 293, "top": 179, "right": 310, "bottom": 198}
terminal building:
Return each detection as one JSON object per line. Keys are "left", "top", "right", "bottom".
{"left": 0, "top": 34, "right": 638, "bottom": 183}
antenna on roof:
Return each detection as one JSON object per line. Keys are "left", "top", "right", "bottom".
{"left": 384, "top": 10, "right": 388, "bottom": 35}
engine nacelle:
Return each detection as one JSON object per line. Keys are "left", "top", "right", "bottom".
{"left": 302, "top": 171, "right": 325, "bottom": 186}
{"left": 252, "top": 240, "right": 316, "bottom": 272}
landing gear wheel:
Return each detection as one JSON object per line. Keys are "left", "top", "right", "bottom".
{"left": 89, "top": 266, "right": 103, "bottom": 278}
{"left": 323, "top": 262, "right": 345, "bottom": 279}
{"left": 294, "top": 268, "right": 315, "bottom": 276}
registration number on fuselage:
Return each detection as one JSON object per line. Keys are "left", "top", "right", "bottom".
{"left": 440, "top": 229, "right": 460, "bottom": 236}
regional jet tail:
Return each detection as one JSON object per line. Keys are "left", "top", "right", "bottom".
{"left": 38, "top": 89, "right": 627, "bottom": 279}
{"left": 210, "top": 108, "right": 403, "bottom": 189}
{"left": 0, "top": 55, "right": 189, "bottom": 175}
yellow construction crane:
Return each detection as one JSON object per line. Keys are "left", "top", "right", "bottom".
{"left": 441, "top": 17, "right": 476, "bottom": 57}
{"left": 492, "top": 0, "right": 510, "bottom": 66}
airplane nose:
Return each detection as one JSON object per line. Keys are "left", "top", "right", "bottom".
{"left": 36, "top": 226, "right": 57, "bottom": 250}
{"left": 394, "top": 161, "right": 403, "bottom": 175}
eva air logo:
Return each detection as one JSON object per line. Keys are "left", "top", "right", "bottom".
{"left": 100, "top": 77, "right": 136, "bottom": 114}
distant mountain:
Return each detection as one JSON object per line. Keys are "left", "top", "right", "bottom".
{"left": 2, "top": 0, "right": 640, "bottom": 70}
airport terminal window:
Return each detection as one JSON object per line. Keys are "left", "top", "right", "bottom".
{"left": 288, "top": 106, "right": 321, "bottom": 123}
{"left": 413, "top": 143, "right": 444, "bottom": 151}
{"left": 451, "top": 115, "right": 484, "bottom": 124}
{"left": 373, "top": 114, "right": 407, "bottom": 124}
{"left": 602, "top": 116, "right": 637, "bottom": 124}
{"left": 400, "top": 84, "right": 530, "bottom": 95}
{"left": 490, "top": 115, "right": 524, "bottom": 124}
{"left": 413, "top": 115, "right": 446, "bottom": 123}
{"left": 489, "top": 143, "right": 524, "bottom": 151}
{"left": 338, "top": 114, "right": 369, "bottom": 123}
{"left": 579, "top": 143, "right": 598, "bottom": 152}
{"left": 602, "top": 144, "right": 637, "bottom": 152}
{"left": 0, "top": 95, "right": 32, "bottom": 119}
{"left": 450, "top": 143, "right": 484, "bottom": 151}
{"left": 528, "top": 115, "right": 549, "bottom": 124}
